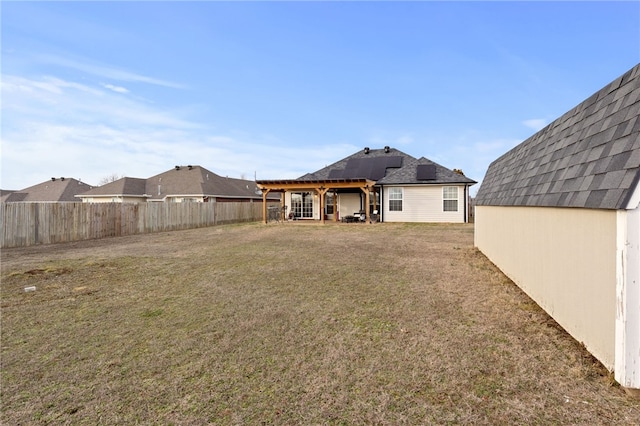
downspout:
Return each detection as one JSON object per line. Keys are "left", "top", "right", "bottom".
{"left": 379, "top": 185, "right": 384, "bottom": 223}
{"left": 464, "top": 185, "right": 469, "bottom": 223}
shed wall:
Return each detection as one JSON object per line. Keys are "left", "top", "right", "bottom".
{"left": 475, "top": 206, "right": 617, "bottom": 369}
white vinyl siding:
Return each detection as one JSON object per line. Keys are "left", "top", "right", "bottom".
{"left": 383, "top": 185, "right": 466, "bottom": 223}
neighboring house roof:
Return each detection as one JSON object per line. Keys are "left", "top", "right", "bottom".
{"left": 77, "top": 165, "right": 276, "bottom": 201}
{"left": 77, "top": 177, "right": 148, "bottom": 198}
{"left": 301, "top": 147, "right": 475, "bottom": 185}
{"left": 145, "top": 165, "right": 270, "bottom": 200}
{"left": 476, "top": 63, "right": 640, "bottom": 210}
{"left": 1, "top": 178, "right": 93, "bottom": 202}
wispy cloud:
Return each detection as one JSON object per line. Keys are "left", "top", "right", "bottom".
{"left": 101, "top": 83, "right": 129, "bottom": 94}
{"left": 523, "top": 118, "right": 548, "bottom": 131}
{"left": 0, "top": 74, "right": 354, "bottom": 189}
{"left": 35, "top": 53, "right": 186, "bottom": 89}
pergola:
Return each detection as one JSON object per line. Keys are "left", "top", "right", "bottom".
{"left": 256, "top": 178, "right": 377, "bottom": 224}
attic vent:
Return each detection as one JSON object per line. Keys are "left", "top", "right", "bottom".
{"left": 175, "top": 165, "right": 180, "bottom": 170}
{"left": 416, "top": 164, "right": 436, "bottom": 180}
{"left": 364, "top": 147, "right": 370, "bottom": 154}
{"left": 384, "top": 146, "right": 390, "bottom": 153}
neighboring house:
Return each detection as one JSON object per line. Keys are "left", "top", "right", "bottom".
{"left": 1, "top": 177, "right": 93, "bottom": 202}
{"left": 257, "top": 147, "right": 476, "bottom": 223}
{"left": 75, "top": 177, "right": 148, "bottom": 203}
{"left": 77, "top": 165, "right": 277, "bottom": 203}
{"left": 474, "top": 64, "right": 640, "bottom": 392}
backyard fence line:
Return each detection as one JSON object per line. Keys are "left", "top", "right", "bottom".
{"left": 0, "top": 201, "right": 277, "bottom": 248}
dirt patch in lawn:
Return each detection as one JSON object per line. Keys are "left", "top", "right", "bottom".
{"left": 2, "top": 222, "right": 638, "bottom": 424}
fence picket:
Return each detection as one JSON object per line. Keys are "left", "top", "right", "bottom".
{"left": 1, "top": 201, "right": 276, "bottom": 248}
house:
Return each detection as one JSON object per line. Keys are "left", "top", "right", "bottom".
{"left": 74, "top": 177, "right": 148, "bottom": 203}
{"left": 256, "top": 147, "right": 476, "bottom": 223}
{"left": 76, "top": 165, "right": 277, "bottom": 203}
{"left": 1, "top": 177, "right": 94, "bottom": 202}
{"left": 474, "top": 63, "right": 640, "bottom": 392}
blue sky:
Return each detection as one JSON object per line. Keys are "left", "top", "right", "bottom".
{"left": 2, "top": 1, "right": 639, "bottom": 194}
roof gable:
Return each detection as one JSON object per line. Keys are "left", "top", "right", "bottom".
{"left": 301, "top": 147, "right": 476, "bottom": 186}
{"left": 3, "top": 178, "right": 93, "bottom": 202}
{"left": 145, "top": 166, "right": 267, "bottom": 200}
{"left": 301, "top": 147, "right": 414, "bottom": 181}
{"left": 378, "top": 157, "right": 476, "bottom": 185}
{"left": 476, "top": 63, "right": 640, "bottom": 210}
{"left": 76, "top": 166, "right": 273, "bottom": 201}
{"left": 79, "top": 177, "right": 147, "bottom": 197}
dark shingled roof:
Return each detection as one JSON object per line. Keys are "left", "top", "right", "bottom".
{"left": 378, "top": 157, "right": 476, "bottom": 185}
{"left": 476, "top": 63, "right": 640, "bottom": 210}
{"left": 78, "top": 166, "right": 278, "bottom": 201}
{"left": 79, "top": 177, "right": 147, "bottom": 197}
{"left": 1, "top": 178, "right": 93, "bottom": 202}
{"left": 144, "top": 166, "right": 271, "bottom": 200}
{"left": 299, "top": 147, "right": 412, "bottom": 181}
{"left": 301, "top": 147, "right": 475, "bottom": 185}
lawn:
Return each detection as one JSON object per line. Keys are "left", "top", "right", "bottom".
{"left": 1, "top": 222, "right": 638, "bottom": 424}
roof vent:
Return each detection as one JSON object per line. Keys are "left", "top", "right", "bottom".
{"left": 188, "top": 165, "right": 193, "bottom": 170}
{"left": 364, "top": 147, "right": 370, "bottom": 154}
{"left": 384, "top": 146, "right": 390, "bottom": 153}
{"left": 61, "top": 177, "right": 65, "bottom": 181}
{"left": 175, "top": 165, "right": 180, "bottom": 170}
{"left": 51, "top": 177, "right": 56, "bottom": 181}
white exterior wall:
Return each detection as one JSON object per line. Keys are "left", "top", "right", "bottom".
{"left": 475, "top": 206, "right": 617, "bottom": 370}
{"left": 383, "top": 185, "right": 466, "bottom": 223}
{"left": 80, "top": 196, "right": 148, "bottom": 203}
{"left": 165, "top": 196, "right": 206, "bottom": 203}
{"left": 338, "top": 193, "right": 363, "bottom": 219}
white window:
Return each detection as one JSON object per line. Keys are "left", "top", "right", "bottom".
{"left": 443, "top": 186, "right": 458, "bottom": 212}
{"left": 389, "top": 188, "right": 403, "bottom": 211}
{"left": 325, "top": 192, "right": 334, "bottom": 215}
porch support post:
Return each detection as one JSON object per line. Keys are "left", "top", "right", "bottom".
{"left": 373, "top": 188, "right": 378, "bottom": 211}
{"left": 281, "top": 192, "right": 286, "bottom": 221}
{"left": 333, "top": 190, "right": 338, "bottom": 222}
{"left": 261, "top": 188, "right": 271, "bottom": 224}
{"left": 316, "top": 186, "right": 329, "bottom": 224}
{"left": 360, "top": 185, "right": 371, "bottom": 224}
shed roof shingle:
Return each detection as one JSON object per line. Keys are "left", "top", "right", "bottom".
{"left": 476, "top": 63, "right": 640, "bottom": 210}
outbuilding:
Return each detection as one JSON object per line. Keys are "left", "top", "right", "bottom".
{"left": 475, "top": 64, "right": 640, "bottom": 392}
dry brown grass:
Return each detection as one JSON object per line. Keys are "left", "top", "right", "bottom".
{"left": 2, "top": 222, "right": 639, "bottom": 425}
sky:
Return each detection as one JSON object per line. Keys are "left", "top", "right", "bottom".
{"left": 2, "top": 1, "right": 639, "bottom": 195}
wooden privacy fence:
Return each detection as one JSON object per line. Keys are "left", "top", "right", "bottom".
{"left": 1, "top": 202, "right": 277, "bottom": 248}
